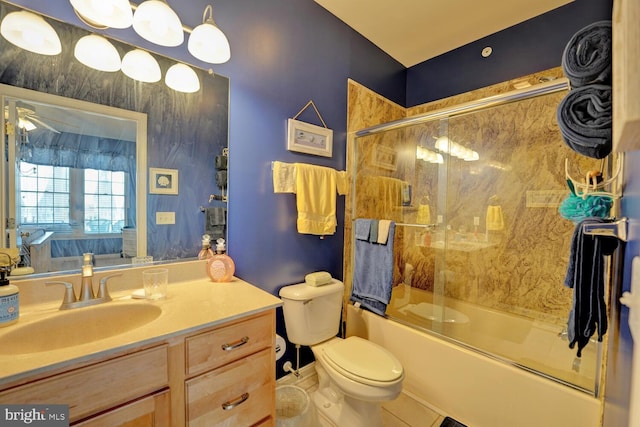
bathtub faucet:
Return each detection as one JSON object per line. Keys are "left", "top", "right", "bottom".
{"left": 557, "top": 326, "right": 568, "bottom": 341}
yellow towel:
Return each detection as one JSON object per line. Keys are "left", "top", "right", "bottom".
{"left": 0, "top": 248, "right": 20, "bottom": 267}
{"left": 416, "top": 204, "right": 431, "bottom": 224}
{"left": 486, "top": 205, "right": 505, "bottom": 231}
{"left": 294, "top": 163, "right": 348, "bottom": 236}
{"left": 358, "top": 175, "right": 405, "bottom": 220}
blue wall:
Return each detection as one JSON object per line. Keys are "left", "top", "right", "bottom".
{"left": 406, "top": 0, "right": 613, "bottom": 106}
{"left": 214, "top": 0, "right": 405, "bottom": 294}
{"left": 606, "top": 150, "right": 640, "bottom": 427}
{"left": 210, "top": 0, "right": 406, "bottom": 371}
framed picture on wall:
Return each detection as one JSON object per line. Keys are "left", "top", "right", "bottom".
{"left": 287, "top": 119, "right": 333, "bottom": 157}
{"left": 371, "top": 145, "right": 397, "bottom": 171}
{"left": 149, "top": 168, "right": 179, "bottom": 195}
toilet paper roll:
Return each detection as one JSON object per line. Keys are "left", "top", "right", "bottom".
{"left": 275, "top": 334, "right": 286, "bottom": 360}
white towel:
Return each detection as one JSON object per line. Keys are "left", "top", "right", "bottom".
{"left": 272, "top": 161, "right": 297, "bottom": 193}
{"left": 305, "top": 271, "right": 332, "bottom": 286}
{"left": 377, "top": 220, "right": 391, "bottom": 244}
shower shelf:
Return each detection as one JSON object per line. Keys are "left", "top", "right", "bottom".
{"left": 582, "top": 217, "right": 628, "bottom": 242}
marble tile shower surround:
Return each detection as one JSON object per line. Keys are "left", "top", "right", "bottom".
{"left": 344, "top": 67, "right": 609, "bottom": 327}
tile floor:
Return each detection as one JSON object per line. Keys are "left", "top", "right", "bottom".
{"left": 276, "top": 363, "right": 446, "bottom": 427}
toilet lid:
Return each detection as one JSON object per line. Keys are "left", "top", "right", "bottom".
{"left": 323, "top": 336, "right": 403, "bottom": 382}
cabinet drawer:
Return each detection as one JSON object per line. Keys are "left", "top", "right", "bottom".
{"left": 186, "top": 348, "right": 274, "bottom": 427}
{"left": 186, "top": 311, "right": 274, "bottom": 375}
{"left": 253, "top": 416, "right": 274, "bottom": 426}
{"left": 0, "top": 345, "right": 169, "bottom": 423}
{"left": 73, "top": 389, "right": 170, "bottom": 427}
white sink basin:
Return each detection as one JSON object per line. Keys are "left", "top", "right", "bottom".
{"left": 0, "top": 302, "right": 162, "bottom": 354}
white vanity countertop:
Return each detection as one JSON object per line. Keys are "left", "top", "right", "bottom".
{"left": 0, "top": 266, "right": 282, "bottom": 387}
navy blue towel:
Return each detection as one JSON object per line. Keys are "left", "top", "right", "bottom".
{"left": 204, "top": 207, "right": 226, "bottom": 240}
{"left": 556, "top": 84, "right": 612, "bottom": 159}
{"left": 562, "top": 21, "right": 612, "bottom": 88}
{"left": 351, "top": 219, "right": 395, "bottom": 316}
{"left": 564, "top": 218, "right": 619, "bottom": 357}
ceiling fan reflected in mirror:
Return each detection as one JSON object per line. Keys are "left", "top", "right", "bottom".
{"left": 4, "top": 102, "right": 64, "bottom": 133}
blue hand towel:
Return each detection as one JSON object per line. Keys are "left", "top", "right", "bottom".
{"left": 355, "top": 219, "right": 370, "bottom": 241}
{"left": 351, "top": 219, "right": 395, "bottom": 316}
{"left": 562, "top": 21, "right": 612, "bottom": 88}
{"left": 556, "top": 84, "right": 612, "bottom": 159}
{"left": 564, "top": 218, "right": 619, "bottom": 357}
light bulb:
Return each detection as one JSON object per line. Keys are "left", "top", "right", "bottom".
{"left": 165, "top": 63, "right": 200, "bottom": 93}
{"left": 121, "top": 49, "right": 161, "bottom": 83}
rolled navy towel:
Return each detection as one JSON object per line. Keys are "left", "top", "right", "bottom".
{"left": 562, "top": 20, "right": 612, "bottom": 88}
{"left": 556, "top": 84, "right": 612, "bottom": 159}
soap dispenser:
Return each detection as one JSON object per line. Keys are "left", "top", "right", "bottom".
{"left": 207, "top": 238, "right": 235, "bottom": 282}
{"left": 0, "top": 268, "right": 19, "bottom": 327}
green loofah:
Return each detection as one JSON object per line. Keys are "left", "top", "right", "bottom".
{"left": 559, "top": 193, "right": 613, "bottom": 223}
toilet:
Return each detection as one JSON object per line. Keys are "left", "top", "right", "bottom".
{"left": 279, "top": 279, "right": 404, "bottom": 427}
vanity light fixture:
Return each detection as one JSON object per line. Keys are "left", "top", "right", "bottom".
{"left": 0, "top": 10, "right": 61, "bottom": 55}
{"left": 121, "top": 49, "right": 161, "bottom": 83}
{"left": 69, "top": 0, "right": 133, "bottom": 29}
{"left": 416, "top": 146, "right": 444, "bottom": 164}
{"left": 132, "top": 0, "right": 184, "bottom": 47}
{"left": 74, "top": 34, "right": 121, "bottom": 72}
{"left": 165, "top": 63, "right": 200, "bottom": 93}
{"left": 188, "top": 5, "right": 230, "bottom": 64}
{"left": 434, "top": 136, "right": 479, "bottom": 161}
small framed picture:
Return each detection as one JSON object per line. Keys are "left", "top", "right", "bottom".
{"left": 371, "top": 145, "right": 397, "bottom": 171}
{"left": 149, "top": 168, "right": 179, "bottom": 195}
{"left": 287, "top": 118, "right": 333, "bottom": 157}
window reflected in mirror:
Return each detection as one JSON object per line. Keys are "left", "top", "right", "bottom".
{"left": 2, "top": 84, "right": 147, "bottom": 273}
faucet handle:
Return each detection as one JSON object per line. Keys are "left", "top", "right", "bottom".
{"left": 46, "top": 281, "right": 76, "bottom": 309}
{"left": 98, "top": 274, "right": 122, "bottom": 301}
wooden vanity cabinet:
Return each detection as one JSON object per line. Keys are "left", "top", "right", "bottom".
{"left": 74, "top": 390, "right": 171, "bottom": 427}
{"left": 0, "top": 345, "right": 170, "bottom": 425}
{"left": 0, "top": 309, "right": 276, "bottom": 427}
{"left": 182, "top": 310, "right": 276, "bottom": 427}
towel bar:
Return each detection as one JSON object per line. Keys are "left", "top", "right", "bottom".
{"left": 582, "top": 217, "right": 628, "bottom": 242}
{"left": 352, "top": 219, "right": 435, "bottom": 229}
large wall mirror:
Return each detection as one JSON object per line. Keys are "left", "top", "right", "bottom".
{"left": 0, "top": 2, "right": 230, "bottom": 278}
{"left": 1, "top": 84, "right": 147, "bottom": 273}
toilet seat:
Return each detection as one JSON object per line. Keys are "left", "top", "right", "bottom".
{"left": 322, "top": 337, "right": 403, "bottom": 386}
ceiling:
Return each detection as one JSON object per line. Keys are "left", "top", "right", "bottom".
{"left": 314, "top": 0, "right": 573, "bottom": 67}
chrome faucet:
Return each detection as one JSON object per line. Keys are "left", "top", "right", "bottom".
{"left": 79, "top": 253, "right": 95, "bottom": 302}
{"left": 46, "top": 253, "right": 122, "bottom": 310}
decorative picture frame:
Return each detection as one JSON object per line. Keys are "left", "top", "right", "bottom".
{"left": 371, "top": 145, "right": 397, "bottom": 171}
{"left": 287, "top": 118, "right": 333, "bottom": 157}
{"left": 149, "top": 168, "right": 179, "bottom": 195}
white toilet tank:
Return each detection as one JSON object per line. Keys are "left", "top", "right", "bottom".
{"left": 279, "top": 279, "right": 344, "bottom": 346}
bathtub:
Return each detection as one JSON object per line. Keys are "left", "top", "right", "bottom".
{"left": 386, "top": 286, "right": 599, "bottom": 392}
{"left": 346, "top": 304, "right": 602, "bottom": 427}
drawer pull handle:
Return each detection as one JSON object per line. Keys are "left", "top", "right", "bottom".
{"left": 221, "top": 336, "right": 249, "bottom": 351}
{"left": 222, "top": 392, "right": 249, "bottom": 410}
